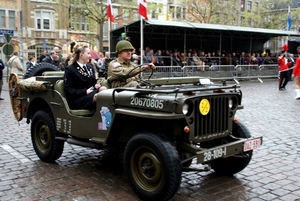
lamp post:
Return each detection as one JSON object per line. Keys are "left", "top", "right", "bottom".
{"left": 19, "top": 9, "right": 24, "bottom": 66}
{"left": 237, "top": 0, "right": 241, "bottom": 26}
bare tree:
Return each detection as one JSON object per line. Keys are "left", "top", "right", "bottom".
{"left": 173, "top": 0, "right": 236, "bottom": 24}
{"left": 242, "top": 0, "right": 296, "bottom": 30}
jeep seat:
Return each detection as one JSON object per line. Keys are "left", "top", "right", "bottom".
{"left": 42, "top": 71, "right": 64, "bottom": 77}
{"left": 54, "top": 80, "right": 95, "bottom": 117}
{"left": 97, "top": 78, "right": 111, "bottom": 89}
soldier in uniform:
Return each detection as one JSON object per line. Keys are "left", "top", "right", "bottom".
{"left": 107, "top": 40, "right": 155, "bottom": 88}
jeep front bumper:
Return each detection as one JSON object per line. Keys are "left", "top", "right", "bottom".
{"left": 179, "top": 137, "right": 263, "bottom": 164}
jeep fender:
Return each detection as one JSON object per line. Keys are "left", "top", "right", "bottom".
{"left": 104, "top": 108, "right": 185, "bottom": 148}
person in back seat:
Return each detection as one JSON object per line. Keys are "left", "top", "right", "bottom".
{"left": 64, "top": 42, "right": 106, "bottom": 110}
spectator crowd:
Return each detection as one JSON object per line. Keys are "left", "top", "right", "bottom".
{"left": 132, "top": 47, "right": 283, "bottom": 69}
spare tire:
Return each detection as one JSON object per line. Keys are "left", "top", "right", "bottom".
{"left": 24, "top": 62, "right": 60, "bottom": 78}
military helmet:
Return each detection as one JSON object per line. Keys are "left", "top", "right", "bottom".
{"left": 116, "top": 40, "right": 134, "bottom": 53}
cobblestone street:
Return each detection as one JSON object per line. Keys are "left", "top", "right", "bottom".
{"left": 1, "top": 79, "right": 300, "bottom": 201}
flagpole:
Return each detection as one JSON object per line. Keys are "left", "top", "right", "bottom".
{"left": 140, "top": 16, "right": 143, "bottom": 65}
{"left": 286, "top": 6, "right": 291, "bottom": 45}
{"left": 108, "top": 19, "right": 111, "bottom": 54}
{"left": 107, "top": 0, "right": 114, "bottom": 55}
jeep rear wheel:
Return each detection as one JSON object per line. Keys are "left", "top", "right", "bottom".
{"left": 31, "top": 110, "right": 64, "bottom": 162}
{"left": 210, "top": 121, "right": 253, "bottom": 175}
{"left": 124, "top": 133, "right": 182, "bottom": 201}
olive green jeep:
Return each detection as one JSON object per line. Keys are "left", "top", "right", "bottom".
{"left": 9, "top": 63, "right": 262, "bottom": 201}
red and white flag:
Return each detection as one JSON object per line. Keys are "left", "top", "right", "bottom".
{"left": 138, "top": 0, "right": 148, "bottom": 20}
{"left": 107, "top": 0, "right": 114, "bottom": 22}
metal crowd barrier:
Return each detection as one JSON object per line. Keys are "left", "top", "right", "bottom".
{"left": 141, "top": 64, "right": 280, "bottom": 83}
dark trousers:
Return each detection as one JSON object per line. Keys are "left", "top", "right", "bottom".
{"left": 288, "top": 68, "right": 293, "bottom": 81}
{"left": 279, "top": 71, "right": 289, "bottom": 89}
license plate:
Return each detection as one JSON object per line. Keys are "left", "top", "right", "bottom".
{"left": 203, "top": 147, "right": 227, "bottom": 162}
{"left": 243, "top": 138, "right": 262, "bottom": 152}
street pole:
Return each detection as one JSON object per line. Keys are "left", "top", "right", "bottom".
{"left": 19, "top": 9, "right": 24, "bottom": 66}
{"left": 237, "top": 0, "right": 241, "bottom": 26}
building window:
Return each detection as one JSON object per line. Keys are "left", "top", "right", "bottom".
{"left": 158, "top": 7, "right": 162, "bottom": 14}
{"left": 123, "top": 9, "right": 129, "bottom": 20}
{"left": 183, "top": 8, "right": 186, "bottom": 20}
{"left": 8, "top": 11, "right": 15, "bottom": 29}
{"left": 232, "top": 18, "right": 236, "bottom": 26}
{"left": 240, "top": 0, "right": 245, "bottom": 11}
{"left": 133, "top": 10, "right": 139, "bottom": 21}
{"left": 112, "top": 23, "right": 118, "bottom": 30}
{"left": 0, "top": 10, "right": 5, "bottom": 28}
{"left": 36, "top": 11, "right": 52, "bottom": 30}
{"left": 113, "top": 8, "right": 118, "bottom": 19}
{"left": 247, "top": 1, "right": 252, "bottom": 11}
{"left": 169, "top": 6, "right": 175, "bottom": 19}
{"left": 176, "top": 7, "right": 181, "bottom": 19}
{"left": 81, "top": 17, "right": 89, "bottom": 31}
{"left": 247, "top": 19, "right": 251, "bottom": 26}
{"left": 240, "top": 16, "right": 244, "bottom": 26}
{"left": 71, "top": 16, "right": 89, "bottom": 31}
{"left": 151, "top": 10, "right": 156, "bottom": 19}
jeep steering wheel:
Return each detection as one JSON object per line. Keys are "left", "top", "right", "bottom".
{"left": 124, "top": 64, "right": 154, "bottom": 84}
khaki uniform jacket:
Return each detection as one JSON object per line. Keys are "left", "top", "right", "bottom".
{"left": 7, "top": 55, "right": 24, "bottom": 75}
{"left": 107, "top": 58, "right": 147, "bottom": 88}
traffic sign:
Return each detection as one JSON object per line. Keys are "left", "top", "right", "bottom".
{"left": 4, "top": 33, "right": 13, "bottom": 43}
{"left": 2, "top": 44, "right": 14, "bottom": 56}
{"left": 0, "top": 29, "right": 13, "bottom": 36}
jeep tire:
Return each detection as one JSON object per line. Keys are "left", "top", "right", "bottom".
{"left": 31, "top": 110, "right": 64, "bottom": 162}
{"left": 24, "top": 62, "right": 60, "bottom": 78}
{"left": 210, "top": 121, "right": 253, "bottom": 175}
{"left": 124, "top": 133, "right": 182, "bottom": 201}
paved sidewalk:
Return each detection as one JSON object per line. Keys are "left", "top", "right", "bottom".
{"left": 0, "top": 79, "right": 300, "bottom": 201}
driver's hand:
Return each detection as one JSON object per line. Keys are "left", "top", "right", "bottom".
{"left": 147, "top": 63, "right": 156, "bottom": 70}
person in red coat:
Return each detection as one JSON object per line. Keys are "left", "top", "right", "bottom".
{"left": 292, "top": 50, "right": 300, "bottom": 99}
{"left": 278, "top": 51, "right": 292, "bottom": 91}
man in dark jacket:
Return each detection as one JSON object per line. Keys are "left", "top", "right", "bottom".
{"left": 43, "top": 51, "right": 59, "bottom": 66}
{"left": 0, "top": 58, "right": 5, "bottom": 100}
{"left": 38, "top": 49, "right": 47, "bottom": 63}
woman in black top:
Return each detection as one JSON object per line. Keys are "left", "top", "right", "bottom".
{"left": 64, "top": 42, "right": 106, "bottom": 110}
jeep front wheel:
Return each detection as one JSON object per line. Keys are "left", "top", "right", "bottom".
{"left": 31, "top": 110, "right": 64, "bottom": 162}
{"left": 210, "top": 121, "right": 253, "bottom": 175}
{"left": 124, "top": 133, "right": 182, "bottom": 201}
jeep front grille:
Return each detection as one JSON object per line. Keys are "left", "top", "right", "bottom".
{"left": 194, "top": 96, "right": 229, "bottom": 140}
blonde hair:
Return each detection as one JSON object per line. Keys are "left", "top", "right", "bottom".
{"left": 68, "top": 42, "right": 89, "bottom": 66}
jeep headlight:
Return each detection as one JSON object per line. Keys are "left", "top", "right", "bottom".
{"left": 182, "top": 103, "right": 189, "bottom": 115}
{"left": 182, "top": 101, "right": 193, "bottom": 116}
{"left": 229, "top": 99, "right": 233, "bottom": 109}
{"left": 229, "top": 97, "right": 238, "bottom": 110}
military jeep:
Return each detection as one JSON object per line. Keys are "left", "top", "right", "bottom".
{"left": 9, "top": 63, "right": 262, "bottom": 201}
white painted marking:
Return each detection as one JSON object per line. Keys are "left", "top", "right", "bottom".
{"left": 1, "top": 144, "right": 31, "bottom": 163}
